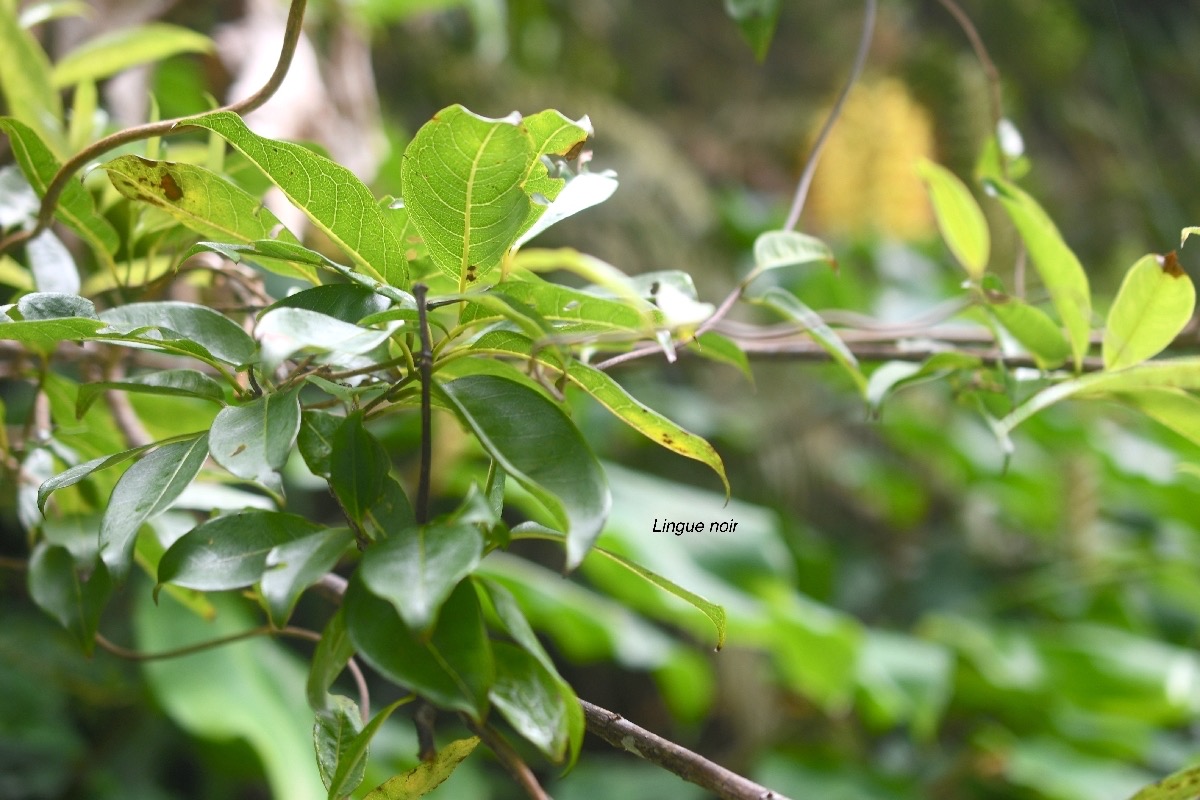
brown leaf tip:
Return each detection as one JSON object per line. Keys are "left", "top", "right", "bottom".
{"left": 1160, "top": 250, "right": 1185, "bottom": 278}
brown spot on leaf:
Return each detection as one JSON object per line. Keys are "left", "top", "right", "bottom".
{"left": 160, "top": 172, "right": 183, "bottom": 202}
{"left": 465, "top": 265, "right": 478, "bottom": 283}
{"left": 1162, "top": 250, "right": 1185, "bottom": 278}
{"left": 556, "top": 140, "right": 586, "bottom": 161}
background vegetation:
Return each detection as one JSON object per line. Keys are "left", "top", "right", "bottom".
{"left": 4, "top": 1, "right": 1200, "bottom": 799}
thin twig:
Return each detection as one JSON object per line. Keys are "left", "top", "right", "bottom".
{"left": 0, "top": 0, "right": 310, "bottom": 256}
{"left": 469, "top": 721, "right": 552, "bottom": 800}
{"left": 934, "top": 0, "right": 1005, "bottom": 154}
{"left": 414, "top": 283, "right": 433, "bottom": 525}
{"left": 580, "top": 699, "right": 792, "bottom": 800}
{"left": 783, "top": 0, "right": 877, "bottom": 232}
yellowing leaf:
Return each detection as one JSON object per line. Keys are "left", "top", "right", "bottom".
{"left": 917, "top": 159, "right": 989, "bottom": 280}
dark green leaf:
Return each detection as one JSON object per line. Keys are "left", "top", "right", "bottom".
{"left": 345, "top": 577, "right": 493, "bottom": 718}
{"left": 100, "top": 433, "right": 208, "bottom": 580}
{"left": 158, "top": 511, "right": 323, "bottom": 592}
{"left": 76, "top": 368, "right": 226, "bottom": 417}
{"left": 439, "top": 374, "right": 610, "bottom": 570}
{"left": 0, "top": 118, "right": 118, "bottom": 265}
{"left": 360, "top": 522, "right": 484, "bottom": 634}
{"left": 330, "top": 412, "right": 390, "bottom": 527}
{"left": 364, "top": 476, "right": 416, "bottom": 540}
{"left": 208, "top": 387, "right": 301, "bottom": 486}
{"left": 0, "top": 314, "right": 104, "bottom": 353}
{"left": 362, "top": 736, "right": 480, "bottom": 800}
{"left": 186, "top": 110, "right": 407, "bottom": 287}
{"left": 28, "top": 543, "right": 111, "bottom": 655}
{"left": 475, "top": 578, "right": 558, "bottom": 677}
{"left": 489, "top": 642, "right": 571, "bottom": 761}
{"left": 99, "top": 301, "right": 257, "bottom": 366}
{"left": 266, "top": 284, "right": 391, "bottom": 324}
{"left": 262, "top": 527, "right": 354, "bottom": 627}
{"left": 314, "top": 695, "right": 364, "bottom": 793}
{"left": 298, "top": 409, "right": 343, "bottom": 478}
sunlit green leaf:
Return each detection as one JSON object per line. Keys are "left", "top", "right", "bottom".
{"left": 0, "top": 118, "right": 119, "bottom": 264}
{"left": 865, "top": 353, "right": 981, "bottom": 414}
{"left": 1121, "top": 388, "right": 1200, "bottom": 449}
{"left": 688, "top": 331, "right": 752, "bottom": 383}
{"left": 362, "top": 736, "right": 480, "bottom": 800}
{"left": 984, "top": 177, "right": 1092, "bottom": 371}
{"left": 750, "top": 230, "right": 835, "bottom": 281}
{"left": 0, "top": 12, "right": 62, "bottom": 151}
{"left": 986, "top": 290, "right": 1071, "bottom": 369}
{"left": 19, "top": 1, "right": 91, "bottom": 29}
{"left": 208, "top": 387, "right": 301, "bottom": 487}
{"left": 917, "top": 159, "right": 989, "bottom": 280}
{"left": 439, "top": 374, "right": 610, "bottom": 570}
{"left": 1131, "top": 765, "right": 1200, "bottom": 800}
{"left": 99, "top": 432, "right": 208, "bottom": 580}
{"left": 1104, "top": 253, "right": 1195, "bottom": 370}
{"left": 102, "top": 155, "right": 305, "bottom": 266}
{"left": 359, "top": 522, "right": 484, "bottom": 634}
{"left": 52, "top": 22, "right": 212, "bottom": 88}
{"left": 187, "top": 110, "right": 407, "bottom": 286}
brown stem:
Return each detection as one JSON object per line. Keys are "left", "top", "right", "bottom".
{"left": 933, "top": 0, "right": 1005, "bottom": 155}
{"left": 470, "top": 721, "right": 552, "bottom": 800}
{"left": 0, "top": 0, "right": 309, "bottom": 256}
{"left": 580, "top": 699, "right": 792, "bottom": 800}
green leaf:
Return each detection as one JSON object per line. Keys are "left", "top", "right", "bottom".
{"left": 1182, "top": 226, "right": 1200, "bottom": 249}
{"left": 723, "top": 0, "right": 780, "bottom": 60}
{"left": 267, "top": 283, "right": 391, "bottom": 324}
{"left": 52, "top": 22, "right": 213, "bottom": 88}
{"left": 513, "top": 109, "right": 590, "bottom": 239}
{"left": 359, "top": 522, "right": 484, "bottom": 634}
{"left": 186, "top": 110, "right": 407, "bottom": 287}
{"left": 917, "top": 159, "right": 990, "bottom": 280}
{"left": 472, "top": 275, "right": 652, "bottom": 335}
{"left": 28, "top": 544, "right": 111, "bottom": 655}
{"left": 564, "top": 361, "right": 729, "bottom": 497}
{"left": 99, "top": 432, "right": 209, "bottom": 580}
{"left": 326, "top": 697, "right": 415, "bottom": 800}
{"left": 1121, "top": 389, "right": 1200, "bottom": 449}
{"left": 314, "top": 695, "right": 364, "bottom": 793}
{"left": 511, "top": 526, "right": 727, "bottom": 651}
{"left": 298, "top": 409, "right": 342, "bottom": 478}
{"left": 362, "top": 736, "right": 480, "bottom": 800}
{"left": 26, "top": 229, "right": 79, "bottom": 294}
{"left": 752, "top": 286, "right": 867, "bottom": 395}
{"left": 985, "top": 290, "right": 1071, "bottom": 369}
{"left": 0, "top": 314, "right": 104, "bottom": 354}
{"left": 76, "top": 368, "right": 226, "bottom": 417}
{"left": 261, "top": 527, "right": 354, "bottom": 627}
{"left": 1000, "top": 357, "right": 1200, "bottom": 435}
{"left": 1131, "top": 765, "right": 1200, "bottom": 800}
{"left": 364, "top": 476, "right": 417, "bottom": 543}
{"left": 158, "top": 511, "right": 324, "bottom": 591}
{"left": 514, "top": 170, "right": 619, "bottom": 249}
{"left": 307, "top": 608, "right": 356, "bottom": 713}
{"left": 688, "top": 331, "right": 752, "bottom": 383}
{"left": 0, "top": 12, "right": 62, "bottom": 151}
{"left": 1104, "top": 253, "right": 1195, "bottom": 370}
{"left": 37, "top": 431, "right": 201, "bottom": 513}
{"left": 18, "top": 1, "right": 91, "bottom": 29}
{"left": 475, "top": 577, "right": 559, "bottom": 677}
{"left": 256, "top": 307, "right": 398, "bottom": 371}
{"left": 439, "top": 374, "right": 610, "bottom": 570}
{"left": 101, "top": 155, "right": 303, "bottom": 250}
{"left": 749, "top": 229, "right": 836, "bottom": 281}
{"left": 329, "top": 411, "right": 390, "bottom": 527}
{"left": 99, "top": 301, "right": 256, "bottom": 366}
{"left": 984, "top": 177, "right": 1092, "bottom": 371}
{"left": 0, "top": 118, "right": 119, "bottom": 265}
{"left": 865, "top": 353, "right": 981, "bottom": 414}
{"left": 402, "top": 104, "right": 546, "bottom": 287}
{"left": 134, "top": 591, "right": 325, "bottom": 800}
{"left": 489, "top": 642, "right": 572, "bottom": 761}
{"left": 855, "top": 630, "right": 952, "bottom": 739}
{"left": 345, "top": 577, "right": 493, "bottom": 718}
{"left": 17, "top": 291, "right": 95, "bottom": 320}
{"left": 208, "top": 387, "right": 301, "bottom": 487}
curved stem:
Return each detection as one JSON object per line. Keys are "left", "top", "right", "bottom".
{"left": 783, "top": 0, "right": 877, "bottom": 232}
{"left": 0, "top": 0, "right": 309, "bottom": 256}
{"left": 469, "top": 721, "right": 551, "bottom": 800}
